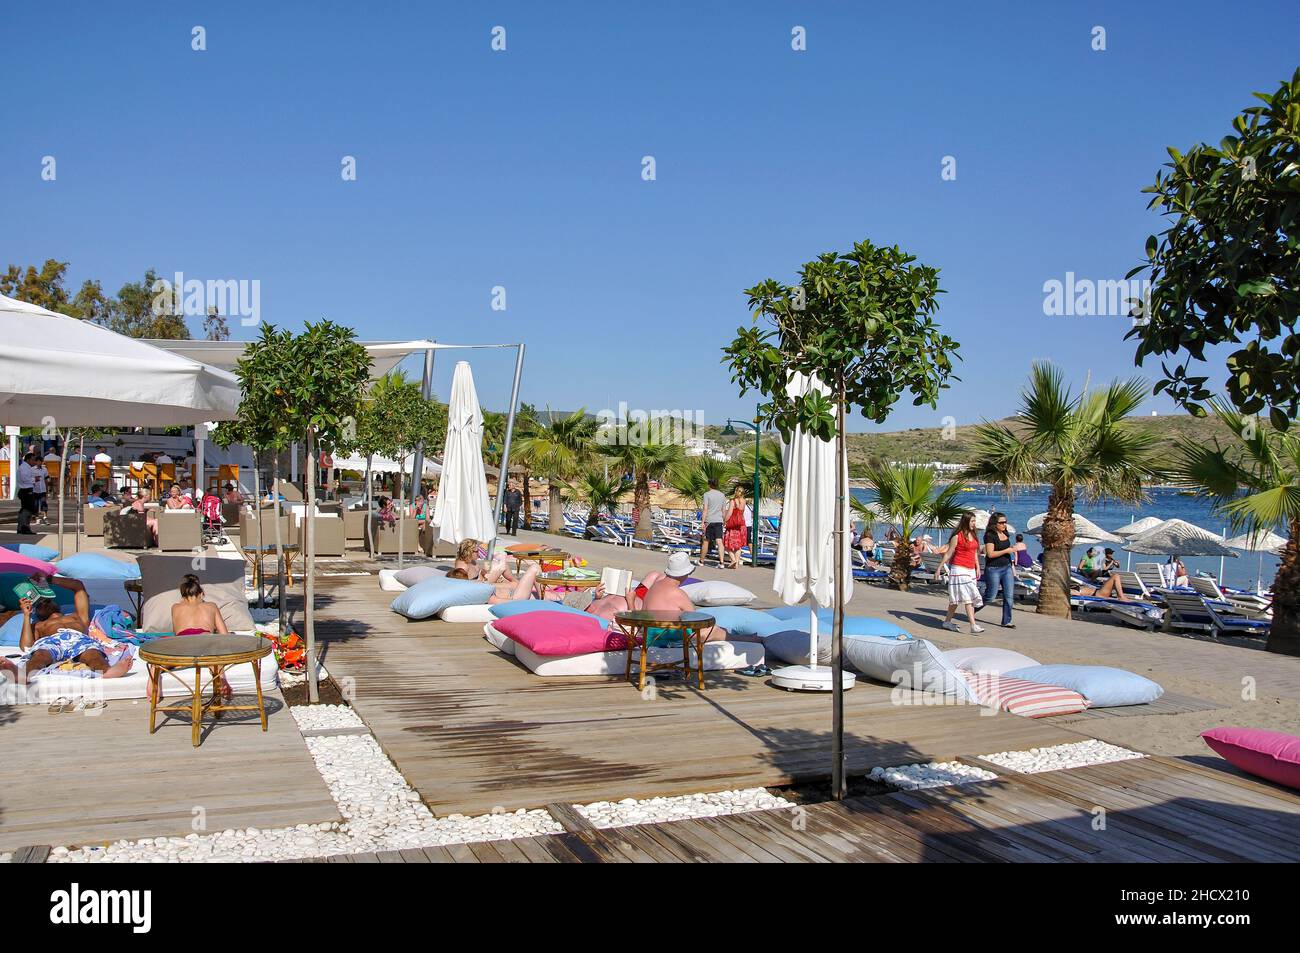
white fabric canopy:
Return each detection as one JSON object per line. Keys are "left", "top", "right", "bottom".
{"left": 1113, "top": 515, "right": 1166, "bottom": 537}
{"left": 773, "top": 373, "right": 852, "bottom": 609}
{"left": 1024, "top": 512, "right": 1121, "bottom": 545}
{"left": 1124, "top": 518, "right": 1238, "bottom": 557}
{"left": 332, "top": 454, "right": 441, "bottom": 476}
{"left": 432, "top": 361, "right": 495, "bottom": 544}
{"left": 1224, "top": 529, "right": 1288, "bottom": 553}
{"left": 0, "top": 294, "right": 240, "bottom": 426}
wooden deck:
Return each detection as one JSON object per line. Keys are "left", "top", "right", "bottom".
{"left": 314, "top": 575, "right": 1085, "bottom": 817}
{"left": 0, "top": 691, "right": 339, "bottom": 852}
{"left": 310, "top": 755, "right": 1300, "bottom": 863}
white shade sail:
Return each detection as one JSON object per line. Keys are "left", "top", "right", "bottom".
{"left": 0, "top": 294, "right": 240, "bottom": 426}
{"left": 773, "top": 373, "right": 852, "bottom": 608}
{"left": 1224, "top": 529, "right": 1289, "bottom": 554}
{"left": 1124, "top": 518, "right": 1238, "bottom": 557}
{"left": 1113, "top": 515, "right": 1166, "bottom": 537}
{"left": 432, "top": 362, "right": 495, "bottom": 544}
{"left": 1024, "top": 512, "right": 1121, "bottom": 545}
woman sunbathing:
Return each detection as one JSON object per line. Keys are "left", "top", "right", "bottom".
{"left": 1073, "top": 574, "right": 1129, "bottom": 601}
{"left": 447, "top": 563, "right": 544, "bottom": 604}
{"left": 453, "top": 539, "right": 516, "bottom": 583}
{"left": 153, "top": 574, "right": 233, "bottom": 701}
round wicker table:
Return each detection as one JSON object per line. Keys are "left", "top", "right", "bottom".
{"left": 613, "top": 610, "right": 717, "bottom": 692}
{"left": 140, "top": 633, "right": 273, "bottom": 747}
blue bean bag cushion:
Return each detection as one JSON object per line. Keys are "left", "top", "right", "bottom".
{"left": 1, "top": 612, "right": 25, "bottom": 646}
{"left": 391, "top": 576, "right": 494, "bottom": 620}
{"left": 1003, "top": 664, "right": 1164, "bottom": 708}
{"left": 490, "top": 599, "right": 610, "bottom": 630}
{"left": 53, "top": 552, "right": 141, "bottom": 580}
{"left": 766, "top": 606, "right": 912, "bottom": 639}
{"left": 2, "top": 543, "right": 59, "bottom": 562}
{"left": 701, "top": 605, "right": 789, "bottom": 639}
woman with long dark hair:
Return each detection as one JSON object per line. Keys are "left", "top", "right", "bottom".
{"left": 940, "top": 511, "right": 984, "bottom": 633}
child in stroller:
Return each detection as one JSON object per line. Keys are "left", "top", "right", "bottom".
{"left": 200, "top": 490, "right": 228, "bottom": 545}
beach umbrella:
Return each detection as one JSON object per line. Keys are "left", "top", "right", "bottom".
{"left": 1225, "top": 529, "right": 1289, "bottom": 591}
{"left": 770, "top": 372, "right": 854, "bottom": 693}
{"left": 1023, "top": 512, "right": 1121, "bottom": 545}
{"left": 0, "top": 547, "right": 57, "bottom": 577}
{"left": 1123, "top": 518, "right": 1238, "bottom": 557}
{"left": 432, "top": 361, "right": 495, "bottom": 546}
{"left": 1113, "top": 515, "right": 1165, "bottom": 537}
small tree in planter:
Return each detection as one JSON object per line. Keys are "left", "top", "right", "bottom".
{"left": 238, "top": 321, "right": 370, "bottom": 703}
{"left": 724, "top": 239, "right": 959, "bottom": 799}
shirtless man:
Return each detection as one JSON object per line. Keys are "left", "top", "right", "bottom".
{"left": 639, "top": 552, "right": 729, "bottom": 641}
{"left": 12, "top": 574, "right": 134, "bottom": 683}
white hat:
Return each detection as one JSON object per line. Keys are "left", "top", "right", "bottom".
{"left": 665, "top": 551, "right": 695, "bottom": 578}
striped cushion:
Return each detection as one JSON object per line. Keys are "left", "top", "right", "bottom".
{"left": 961, "top": 671, "right": 1089, "bottom": 718}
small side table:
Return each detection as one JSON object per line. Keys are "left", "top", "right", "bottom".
{"left": 535, "top": 572, "right": 602, "bottom": 601}
{"left": 123, "top": 578, "right": 144, "bottom": 621}
{"left": 140, "top": 633, "right": 274, "bottom": 747}
{"left": 614, "top": 610, "right": 716, "bottom": 692}
{"left": 241, "top": 543, "right": 300, "bottom": 588}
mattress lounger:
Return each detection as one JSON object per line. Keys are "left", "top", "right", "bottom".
{"left": 1069, "top": 594, "right": 1164, "bottom": 629}
{"left": 483, "top": 622, "right": 763, "bottom": 677}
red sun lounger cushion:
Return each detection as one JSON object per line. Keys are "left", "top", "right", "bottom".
{"left": 961, "top": 671, "right": 1089, "bottom": 718}
{"left": 491, "top": 611, "right": 627, "bottom": 657}
{"left": 1201, "top": 727, "right": 1300, "bottom": 790}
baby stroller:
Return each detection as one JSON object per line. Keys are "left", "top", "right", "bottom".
{"left": 200, "top": 491, "right": 228, "bottom": 546}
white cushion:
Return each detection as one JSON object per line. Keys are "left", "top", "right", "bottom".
{"left": 483, "top": 623, "right": 516, "bottom": 655}
{"left": 681, "top": 580, "right": 757, "bottom": 606}
{"left": 842, "top": 636, "right": 977, "bottom": 701}
{"left": 943, "top": 646, "right": 1040, "bottom": 676}
{"left": 481, "top": 623, "right": 764, "bottom": 676}
{"left": 378, "top": 569, "right": 408, "bottom": 592}
{"left": 439, "top": 603, "right": 496, "bottom": 624}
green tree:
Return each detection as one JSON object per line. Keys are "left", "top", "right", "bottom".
{"left": 669, "top": 455, "right": 741, "bottom": 507}
{"left": 735, "top": 437, "right": 785, "bottom": 500}
{"left": 108, "top": 269, "right": 189, "bottom": 339}
{"left": 1171, "top": 400, "right": 1300, "bottom": 655}
{"left": 963, "top": 363, "right": 1161, "bottom": 617}
{"left": 574, "top": 471, "right": 630, "bottom": 535}
{"left": 513, "top": 409, "right": 596, "bottom": 533}
{"left": 724, "top": 238, "right": 958, "bottom": 799}
{"left": 236, "top": 321, "right": 370, "bottom": 702}
{"left": 598, "top": 434, "right": 685, "bottom": 540}
{"left": 1127, "top": 69, "right": 1300, "bottom": 430}
{"left": 857, "top": 463, "right": 969, "bottom": 590}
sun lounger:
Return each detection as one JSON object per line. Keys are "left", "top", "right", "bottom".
{"left": 1187, "top": 575, "right": 1272, "bottom": 618}
{"left": 1162, "top": 591, "right": 1272, "bottom": 639}
{"left": 1068, "top": 593, "right": 1164, "bottom": 629}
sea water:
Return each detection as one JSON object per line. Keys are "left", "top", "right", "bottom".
{"left": 849, "top": 485, "right": 1283, "bottom": 592}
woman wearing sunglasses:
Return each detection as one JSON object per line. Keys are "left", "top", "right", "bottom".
{"left": 982, "top": 512, "right": 1019, "bottom": 628}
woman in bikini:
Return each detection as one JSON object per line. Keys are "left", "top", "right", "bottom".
{"left": 151, "top": 574, "right": 232, "bottom": 701}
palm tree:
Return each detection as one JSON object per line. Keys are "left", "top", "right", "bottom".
{"left": 575, "top": 470, "right": 631, "bottom": 535}
{"left": 963, "top": 363, "right": 1161, "bottom": 617}
{"left": 858, "top": 462, "right": 969, "bottom": 590}
{"left": 599, "top": 432, "right": 685, "bottom": 540}
{"left": 669, "top": 455, "right": 742, "bottom": 507}
{"left": 1170, "top": 400, "right": 1300, "bottom": 655}
{"left": 734, "top": 437, "right": 785, "bottom": 500}
{"left": 511, "top": 409, "right": 596, "bottom": 533}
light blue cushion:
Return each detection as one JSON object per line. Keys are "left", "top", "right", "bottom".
{"left": 766, "top": 606, "right": 913, "bottom": 639}
{"left": 491, "top": 599, "right": 609, "bottom": 630}
{"left": 53, "top": 552, "right": 141, "bottom": 580}
{"left": 1003, "top": 664, "right": 1164, "bottom": 708}
{"left": 701, "top": 606, "right": 788, "bottom": 639}
{"left": 390, "top": 576, "right": 494, "bottom": 620}
{"left": 2, "top": 543, "right": 59, "bottom": 561}
{"left": 1, "top": 612, "right": 25, "bottom": 646}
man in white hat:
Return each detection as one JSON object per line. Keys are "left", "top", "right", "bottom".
{"left": 639, "top": 552, "right": 729, "bottom": 641}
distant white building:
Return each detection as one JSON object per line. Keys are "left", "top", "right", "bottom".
{"left": 684, "top": 437, "right": 729, "bottom": 461}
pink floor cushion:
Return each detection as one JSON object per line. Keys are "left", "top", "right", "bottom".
{"left": 491, "top": 611, "right": 628, "bottom": 657}
{"left": 1201, "top": 727, "right": 1300, "bottom": 790}
{"left": 961, "top": 671, "right": 1089, "bottom": 718}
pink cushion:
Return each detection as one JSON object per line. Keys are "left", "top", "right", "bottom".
{"left": 961, "top": 671, "right": 1089, "bottom": 718}
{"left": 1201, "top": 727, "right": 1300, "bottom": 790}
{"left": 491, "top": 612, "right": 627, "bottom": 657}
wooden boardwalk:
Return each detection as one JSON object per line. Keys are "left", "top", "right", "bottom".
{"left": 0, "top": 692, "right": 339, "bottom": 852}
{"left": 310, "top": 755, "right": 1300, "bottom": 863}
{"left": 314, "top": 575, "right": 1084, "bottom": 817}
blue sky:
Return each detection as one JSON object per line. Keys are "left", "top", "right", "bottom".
{"left": 4, "top": 1, "right": 1297, "bottom": 431}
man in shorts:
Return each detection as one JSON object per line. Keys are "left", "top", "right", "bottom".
{"left": 699, "top": 479, "right": 727, "bottom": 565}
{"left": 11, "top": 575, "right": 135, "bottom": 682}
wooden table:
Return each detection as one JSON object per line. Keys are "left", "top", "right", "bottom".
{"left": 140, "top": 633, "right": 273, "bottom": 747}
{"left": 513, "top": 549, "right": 570, "bottom": 573}
{"left": 241, "top": 543, "right": 300, "bottom": 588}
{"left": 534, "top": 572, "right": 602, "bottom": 601}
{"left": 613, "top": 610, "right": 716, "bottom": 692}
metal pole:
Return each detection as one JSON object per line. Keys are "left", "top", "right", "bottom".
{"left": 831, "top": 385, "right": 847, "bottom": 801}
{"left": 751, "top": 418, "right": 761, "bottom": 567}
{"left": 486, "top": 343, "right": 525, "bottom": 562}
{"left": 410, "top": 345, "right": 435, "bottom": 506}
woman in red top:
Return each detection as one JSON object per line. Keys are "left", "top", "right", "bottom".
{"left": 939, "top": 512, "right": 985, "bottom": 634}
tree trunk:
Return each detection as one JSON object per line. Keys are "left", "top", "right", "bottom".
{"left": 1037, "top": 485, "right": 1075, "bottom": 618}
{"left": 1266, "top": 514, "right": 1300, "bottom": 656}
{"left": 548, "top": 483, "right": 563, "bottom": 534}
{"left": 272, "top": 457, "right": 286, "bottom": 633}
{"left": 304, "top": 431, "right": 319, "bottom": 704}
{"left": 364, "top": 456, "right": 373, "bottom": 555}
{"left": 252, "top": 451, "right": 264, "bottom": 608}
{"left": 888, "top": 542, "right": 912, "bottom": 591}
{"left": 396, "top": 461, "right": 405, "bottom": 569}
{"left": 634, "top": 474, "right": 653, "bottom": 540}
{"left": 521, "top": 468, "right": 532, "bottom": 532}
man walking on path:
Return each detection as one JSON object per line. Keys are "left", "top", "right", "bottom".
{"left": 16, "top": 452, "right": 39, "bottom": 535}
{"left": 699, "top": 479, "right": 727, "bottom": 565}
{"left": 503, "top": 481, "right": 523, "bottom": 536}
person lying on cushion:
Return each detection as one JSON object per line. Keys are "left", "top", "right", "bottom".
{"left": 1072, "top": 574, "right": 1129, "bottom": 601}
{"left": 585, "top": 571, "right": 660, "bottom": 622}
{"left": 155, "top": 573, "right": 232, "bottom": 701}
{"left": 447, "top": 561, "right": 552, "bottom": 604}
{"left": 637, "top": 552, "right": 730, "bottom": 641}
{"left": 11, "top": 575, "right": 135, "bottom": 683}
{"left": 453, "top": 539, "right": 517, "bottom": 584}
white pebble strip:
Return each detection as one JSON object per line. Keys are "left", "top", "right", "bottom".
{"left": 290, "top": 703, "right": 364, "bottom": 732}
{"left": 48, "top": 719, "right": 560, "bottom": 863}
{"left": 979, "top": 740, "right": 1144, "bottom": 774}
{"left": 869, "top": 761, "right": 997, "bottom": 790}
{"left": 575, "top": 788, "right": 791, "bottom": 828}
{"left": 0, "top": 853, "right": 11, "bottom": 864}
